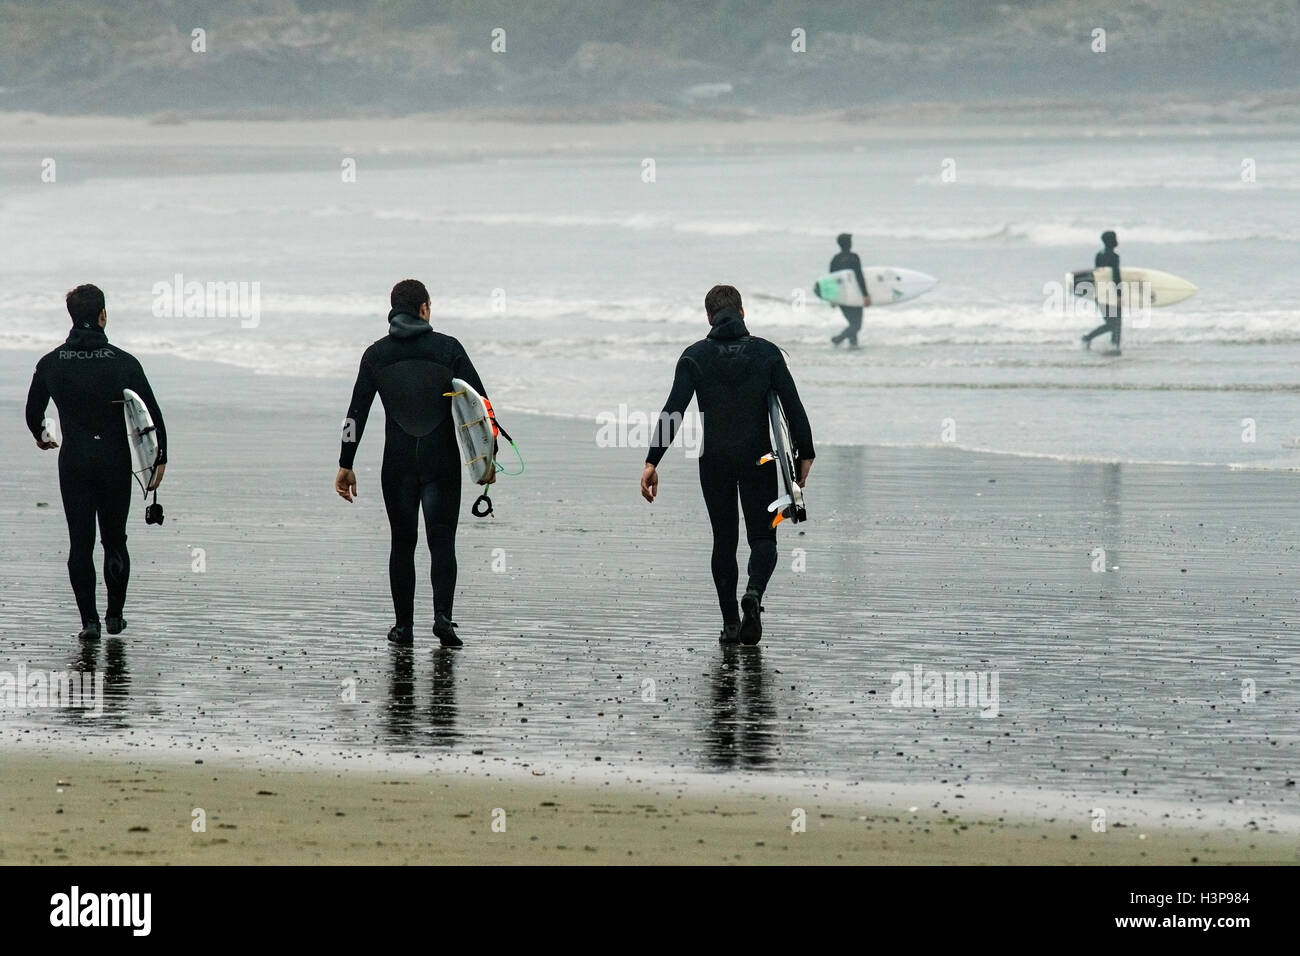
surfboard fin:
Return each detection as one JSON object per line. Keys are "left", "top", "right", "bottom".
{"left": 757, "top": 453, "right": 775, "bottom": 466}
{"left": 767, "top": 493, "right": 807, "bottom": 527}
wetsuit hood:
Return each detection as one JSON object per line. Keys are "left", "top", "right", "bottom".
{"left": 388, "top": 309, "right": 432, "bottom": 339}
{"left": 66, "top": 325, "right": 108, "bottom": 348}
{"left": 706, "top": 311, "right": 749, "bottom": 341}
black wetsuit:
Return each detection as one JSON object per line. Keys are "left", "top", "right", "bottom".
{"left": 340, "top": 310, "right": 488, "bottom": 628}
{"left": 25, "top": 324, "right": 168, "bottom": 626}
{"left": 829, "top": 249, "right": 868, "bottom": 346}
{"left": 1083, "top": 247, "right": 1122, "bottom": 347}
{"left": 646, "top": 311, "right": 815, "bottom": 623}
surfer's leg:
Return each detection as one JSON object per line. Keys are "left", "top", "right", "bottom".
{"left": 97, "top": 465, "right": 132, "bottom": 619}
{"left": 1082, "top": 321, "right": 1109, "bottom": 342}
{"left": 832, "top": 307, "right": 848, "bottom": 343}
{"left": 1111, "top": 304, "right": 1122, "bottom": 348}
{"left": 420, "top": 468, "right": 461, "bottom": 621}
{"left": 738, "top": 462, "right": 778, "bottom": 597}
{"left": 699, "top": 460, "right": 741, "bottom": 624}
{"left": 59, "top": 455, "right": 100, "bottom": 625}
{"left": 843, "top": 306, "right": 863, "bottom": 347}
{"left": 381, "top": 465, "right": 420, "bottom": 629}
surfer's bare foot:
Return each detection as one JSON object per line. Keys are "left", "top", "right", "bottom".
{"left": 1081, "top": 335, "right": 1091, "bottom": 350}
{"left": 105, "top": 615, "right": 126, "bottom": 635}
{"left": 387, "top": 625, "right": 413, "bottom": 647}
{"left": 77, "top": 620, "right": 101, "bottom": 641}
{"left": 719, "top": 622, "right": 741, "bottom": 644}
{"left": 830, "top": 336, "right": 843, "bottom": 347}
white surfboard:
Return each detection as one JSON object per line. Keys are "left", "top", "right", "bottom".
{"left": 121, "top": 388, "right": 160, "bottom": 496}
{"left": 815, "top": 266, "right": 938, "bottom": 308}
{"left": 445, "top": 378, "right": 496, "bottom": 484}
{"left": 1067, "top": 266, "right": 1198, "bottom": 308}
{"left": 759, "top": 392, "right": 806, "bottom": 528}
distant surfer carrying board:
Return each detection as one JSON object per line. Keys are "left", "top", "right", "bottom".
{"left": 1081, "top": 230, "right": 1122, "bottom": 351}
{"left": 335, "top": 279, "right": 495, "bottom": 648}
{"left": 24, "top": 284, "right": 168, "bottom": 641}
{"left": 829, "top": 233, "right": 869, "bottom": 348}
{"left": 641, "top": 285, "right": 815, "bottom": 645}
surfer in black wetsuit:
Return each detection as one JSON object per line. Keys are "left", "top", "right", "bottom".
{"left": 641, "top": 284, "right": 815, "bottom": 645}
{"left": 25, "top": 284, "right": 168, "bottom": 641}
{"left": 829, "top": 233, "right": 870, "bottom": 348}
{"left": 336, "top": 279, "right": 494, "bottom": 648}
{"left": 1082, "top": 230, "right": 1122, "bottom": 351}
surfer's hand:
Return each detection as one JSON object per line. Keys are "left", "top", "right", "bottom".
{"left": 862, "top": 295, "right": 872, "bottom": 307}
{"left": 336, "top": 467, "right": 357, "bottom": 502}
{"left": 36, "top": 439, "right": 58, "bottom": 450}
{"left": 797, "top": 458, "right": 812, "bottom": 486}
{"left": 480, "top": 461, "right": 497, "bottom": 485}
{"left": 640, "top": 463, "right": 658, "bottom": 503}
{"left": 147, "top": 463, "right": 166, "bottom": 491}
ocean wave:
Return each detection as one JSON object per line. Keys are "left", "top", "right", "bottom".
{"left": 367, "top": 209, "right": 1299, "bottom": 245}
{"left": 6, "top": 301, "right": 1300, "bottom": 353}
{"left": 10, "top": 181, "right": 1293, "bottom": 245}
{"left": 916, "top": 176, "right": 1300, "bottom": 194}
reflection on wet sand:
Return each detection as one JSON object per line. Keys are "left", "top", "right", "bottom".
{"left": 429, "top": 649, "right": 458, "bottom": 745}
{"left": 5, "top": 438, "right": 1298, "bottom": 816}
{"left": 385, "top": 646, "right": 458, "bottom": 747}
{"left": 64, "top": 635, "right": 130, "bottom": 728}
{"left": 386, "top": 647, "right": 415, "bottom": 739}
{"left": 704, "top": 645, "right": 776, "bottom": 770}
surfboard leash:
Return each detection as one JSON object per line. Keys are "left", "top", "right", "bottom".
{"left": 469, "top": 400, "right": 525, "bottom": 518}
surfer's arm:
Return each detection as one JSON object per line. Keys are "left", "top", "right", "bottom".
{"left": 451, "top": 347, "right": 488, "bottom": 398}
{"left": 1095, "top": 251, "right": 1121, "bottom": 286}
{"left": 24, "top": 362, "right": 55, "bottom": 446}
{"left": 450, "top": 347, "right": 498, "bottom": 453}
{"left": 772, "top": 358, "right": 815, "bottom": 466}
{"left": 645, "top": 356, "right": 695, "bottom": 469}
{"left": 339, "top": 357, "right": 378, "bottom": 469}
{"left": 851, "top": 256, "right": 868, "bottom": 298}
{"left": 131, "top": 363, "right": 168, "bottom": 464}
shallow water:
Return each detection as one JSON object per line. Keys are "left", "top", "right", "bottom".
{"left": 3, "top": 127, "right": 1300, "bottom": 467}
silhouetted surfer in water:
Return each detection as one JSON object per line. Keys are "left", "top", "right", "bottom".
{"left": 641, "top": 285, "right": 815, "bottom": 646}
{"left": 1081, "top": 230, "right": 1122, "bottom": 352}
{"left": 24, "top": 284, "right": 168, "bottom": 641}
{"left": 336, "top": 279, "right": 494, "bottom": 648}
{"left": 829, "top": 233, "right": 869, "bottom": 348}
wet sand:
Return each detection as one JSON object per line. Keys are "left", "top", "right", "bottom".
{"left": 6, "top": 751, "right": 1293, "bottom": 865}
{"left": 2, "top": 350, "right": 1298, "bottom": 862}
